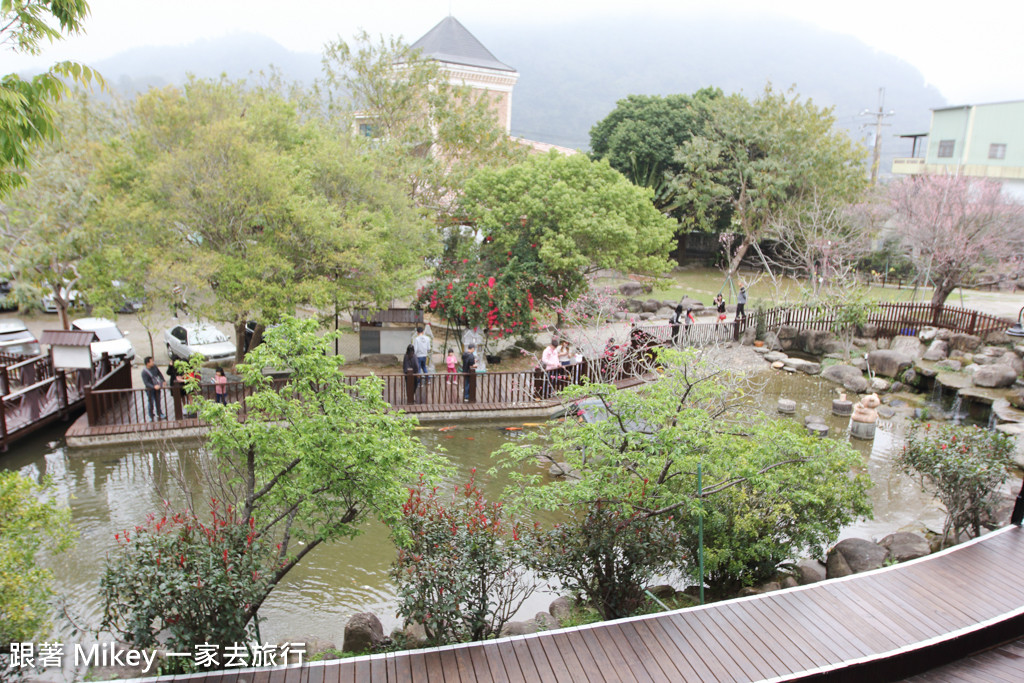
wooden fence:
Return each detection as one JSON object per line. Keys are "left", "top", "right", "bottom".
{"left": 76, "top": 303, "right": 1015, "bottom": 431}
{"left": 755, "top": 302, "right": 1013, "bottom": 337}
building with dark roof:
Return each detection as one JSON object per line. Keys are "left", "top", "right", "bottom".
{"left": 409, "top": 16, "right": 519, "bottom": 133}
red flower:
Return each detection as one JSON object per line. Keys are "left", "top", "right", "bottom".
{"left": 487, "top": 276, "right": 496, "bottom": 288}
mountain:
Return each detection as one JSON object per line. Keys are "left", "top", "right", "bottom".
{"left": 471, "top": 14, "right": 944, "bottom": 169}
{"left": 89, "top": 16, "right": 945, "bottom": 174}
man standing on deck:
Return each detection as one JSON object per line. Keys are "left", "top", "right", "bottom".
{"left": 462, "top": 343, "right": 477, "bottom": 402}
{"left": 413, "top": 326, "right": 432, "bottom": 380}
{"left": 142, "top": 356, "right": 167, "bottom": 420}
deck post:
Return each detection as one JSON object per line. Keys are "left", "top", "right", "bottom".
{"left": 0, "top": 397, "right": 7, "bottom": 452}
{"left": 172, "top": 384, "right": 184, "bottom": 421}
{"left": 0, "top": 366, "right": 8, "bottom": 396}
{"left": 56, "top": 370, "right": 68, "bottom": 420}
{"left": 405, "top": 373, "right": 416, "bottom": 404}
{"left": 469, "top": 372, "right": 477, "bottom": 403}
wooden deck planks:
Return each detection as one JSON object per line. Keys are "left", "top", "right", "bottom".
{"left": 161, "top": 528, "right": 1024, "bottom": 683}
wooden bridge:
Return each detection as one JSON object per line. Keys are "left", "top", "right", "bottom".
{"left": 0, "top": 351, "right": 105, "bottom": 450}
{"left": 146, "top": 525, "right": 1024, "bottom": 683}
{"left": 63, "top": 302, "right": 1015, "bottom": 441}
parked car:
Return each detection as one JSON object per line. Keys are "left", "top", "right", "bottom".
{"left": 41, "top": 287, "right": 81, "bottom": 313}
{"left": 165, "top": 323, "right": 236, "bottom": 365}
{"left": 0, "top": 320, "right": 41, "bottom": 357}
{"left": 71, "top": 317, "right": 136, "bottom": 363}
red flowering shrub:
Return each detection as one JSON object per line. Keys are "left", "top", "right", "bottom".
{"left": 391, "top": 472, "right": 538, "bottom": 645}
{"left": 897, "top": 423, "right": 1014, "bottom": 546}
{"left": 100, "top": 500, "right": 273, "bottom": 668}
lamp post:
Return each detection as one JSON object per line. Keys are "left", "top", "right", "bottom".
{"left": 1006, "top": 306, "right": 1024, "bottom": 525}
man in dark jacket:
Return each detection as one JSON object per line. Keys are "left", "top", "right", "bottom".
{"left": 462, "top": 344, "right": 477, "bottom": 402}
{"left": 141, "top": 356, "right": 167, "bottom": 420}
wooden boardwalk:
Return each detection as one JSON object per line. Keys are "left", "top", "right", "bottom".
{"left": 902, "top": 637, "right": 1024, "bottom": 681}
{"left": 150, "top": 526, "right": 1024, "bottom": 683}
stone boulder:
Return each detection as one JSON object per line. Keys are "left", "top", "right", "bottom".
{"left": 867, "top": 349, "right": 913, "bottom": 378}
{"left": 638, "top": 312, "right": 653, "bottom": 321}
{"left": 549, "top": 597, "right": 571, "bottom": 623}
{"left": 622, "top": 298, "right": 643, "bottom": 313}
{"left": 740, "top": 327, "right": 757, "bottom": 346}
{"left": 870, "top": 377, "right": 890, "bottom": 393}
{"left": 764, "top": 351, "right": 788, "bottom": 363}
{"left": 777, "top": 399, "right": 797, "bottom": 414}
{"left": 776, "top": 324, "right": 799, "bottom": 344}
{"left": 973, "top": 365, "right": 1018, "bottom": 388}
{"left": 784, "top": 358, "right": 821, "bottom": 375}
{"left": 794, "top": 560, "right": 826, "bottom": 585}
{"left": 879, "top": 532, "right": 931, "bottom": 563}
{"left": 918, "top": 327, "right": 939, "bottom": 342}
{"left": 859, "top": 323, "right": 879, "bottom": 338}
{"left": 641, "top": 299, "right": 661, "bottom": 313}
{"left": 343, "top": 612, "right": 386, "bottom": 653}
{"left": 822, "top": 364, "right": 869, "bottom": 393}
{"left": 763, "top": 331, "right": 781, "bottom": 351}
{"left": 534, "top": 612, "right": 560, "bottom": 631}
{"left": 826, "top": 538, "right": 889, "bottom": 578}
{"left": 796, "top": 328, "right": 835, "bottom": 355}
{"left": 949, "top": 333, "right": 982, "bottom": 353}
{"left": 998, "top": 352, "right": 1024, "bottom": 376}
{"left": 922, "top": 340, "right": 949, "bottom": 361}
{"left": 500, "top": 620, "right": 538, "bottom": 637}
{"left": 889, "top": 335, "right": 926, "bottom": 360}
{"left": 655, "top": 306, "right": 674, "bottom": 318}
{"left": 935, "top": 359, "right": 962, "bottom": 372}
{"left": 618, "top": 281, "right": 650, "bottom": 297}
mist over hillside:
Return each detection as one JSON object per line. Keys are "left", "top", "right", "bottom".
{"left": 92, "top": 15, "right": 946, "bottom": 173}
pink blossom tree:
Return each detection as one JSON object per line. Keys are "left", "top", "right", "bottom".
{"left": 888, "top": 175, "right": 1024, "bottom": 307}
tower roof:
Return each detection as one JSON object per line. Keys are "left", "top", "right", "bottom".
{"left": 410, "top": 16, "right": 516, "bottom": 73}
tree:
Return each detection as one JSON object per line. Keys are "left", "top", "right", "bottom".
{"left": 668, "top": 86, "right": 867, "bottom": 281}
{"left": 1, "top": 0, "right": 101, "bottom": 198}
{"left": 0, "top": 471, "right": 74, "bottom": 681}
{"left": 317, "top": 31, "right": 527, "bottom": 217}
{"left": 500, "top": 347, "right": 871, "bottom": 611}
{"left": 888, "top": 174, "right": 1024, "bottom": 307}
{"left": 457, "top": 151, "right": 676, "bottom": 301}
{"left": 2, "top": 92, "right": 123, "bottom": 328}
{"left": 896, "top": 423, "right": 1014, "bottom": 547}
{"left": 101, "top": 318, "right": 446, "bottom": 649}
{"left": 96, "top": 78, "right": 432, "bottom": 358}
{"left": 589, "top": 89, "right": 721, "bottom": 216}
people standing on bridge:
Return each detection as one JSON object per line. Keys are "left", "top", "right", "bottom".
{"left": 214, "top": 367, "right": 228, "bottom": 405}
{"left": 670, "top": 305, "right": 683, "bottom": 346}
{"left": 413, "top": 326, "right": 432, "bottom": 382}
{"left": 403, "top": 344, "right": 419, "bottom": 402}
{"left": 737, "top": 285, "right": 748, "bottom": 321}
{"left": 462, "top": 343, "right": 477, "bottom": 402}
{"left": 715, "top": 294, "right": 727, "bottom": 329}
{"left": 142, "top": 356, "right": 166, "bottom": 421}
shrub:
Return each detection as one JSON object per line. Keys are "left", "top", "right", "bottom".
{"left": 529, "top": 490, "right": 682, "bottom": 620}
{"left": 100, "top": 501, "right": 273, "bottom": 669}
{"left": 896, "top": 423, "right": 1015, "bottom": 546}
{"left": 391, "top": 472, "right": 537, "bottom": 645}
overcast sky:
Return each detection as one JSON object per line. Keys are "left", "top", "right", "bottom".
{"left": 6, "top": 0, "right": 1022, "bottom": 105}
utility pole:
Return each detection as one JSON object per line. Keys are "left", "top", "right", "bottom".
{"left": 860, "top": 88, "right": 895, "bottom": 185}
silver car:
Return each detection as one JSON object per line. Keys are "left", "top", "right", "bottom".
{"left": 165, "top": 323, "right": 236, "bottom": 364}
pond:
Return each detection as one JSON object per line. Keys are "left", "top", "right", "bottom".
{"left": 5, "top": 369, "right": 947, "bottom": 653}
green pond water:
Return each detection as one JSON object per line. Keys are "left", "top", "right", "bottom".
{"left": 5, "top": 370, "right": 946, "bottom": 651}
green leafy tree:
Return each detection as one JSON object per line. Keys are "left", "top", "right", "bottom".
{"left": 669, "top": 85, "right": 867, "bottom": 280}
{"left": 589, "top": 89, "right": 721, "bottom": 216}
{"left": 897, "top": 423, "right": 1014, "bottom": 547}
{"left": 0, "top": 471, "right": 74, "bottom": 681}
{"left": 96, "top": 78, "right": 431, "bottom": 358}
{"left": 1, "top": 0, "right": 101, "bottom": 198}
{"left": 500, "top": 347, "right": 871, "bottom": 611}
{"left": 392, "top": 472, "right": 537, "bottom": 646}
{"left": 458, "top": 151, "right": 676, "bottom": 301}
{"left": 1, "top": 91, "right": 122, "bottom": 327}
